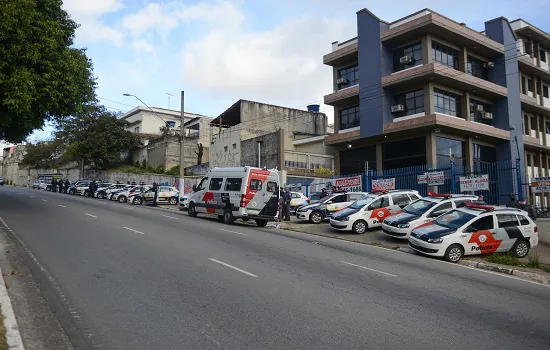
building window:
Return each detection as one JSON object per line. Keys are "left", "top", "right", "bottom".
{"left": 383, "top": 137, "right": 426, "bottom": 170}
{"left": 134, "top": 126, "right": 140, "bottom": 133}
{"left": 224, "top": 146, "right": 228, "bottom": 152}
{"left": 436, "top": 137, "right": 465, "bottom": 168}
{"left": 469, "top": 99, "right": 492, "bottom": 125}
{"left": 473, "top": 144, "right": 496, "bottom": 163}
{"left": 394, "top": 89, "right": 424, "bottom": 118}
{"left": 232, "top": 143, "right": 237, "bottom": 149}
{"left": 337, "top": 65, "right": 358, "bottom": 88}
{"left": 527, "top": 78, "right": 534, "bottom": 93}
{"left": 432, "top": 42, "right": 459, "bottom": 70}
{"left": 467, "top": 56, "right": 488, "bottom": 80}
{"left": 340, "top": 146, "right": 376, "bottom": 175}
{"left": 434, "top": 88, "right": 462, "bottom": 118}
{"left": 339, "top": 106, "right": 360, "bottom": 130}
{"left": 521, "top": 77, "right": 527, "bottom": 95}
{"left": 393, "top": 42, "right": 423, "bottom": 72}
{"left": 541, "top": 49, "right": 547, "bottom": 63}
{"left": 544, "top": 85, "right": 549, "bottom": 98}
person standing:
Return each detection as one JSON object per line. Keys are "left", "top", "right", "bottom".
{"left": 64, "top": 179, "right": 70, "bottom": 193}
{"left": 320, "top": 188, "right": 328, "bottom": 199}
{"left": 57, "top": 179, "right": 64, "bottom": 193}
{"left": 152, "top": 182, "right": 158, "bottom": 207}
{"left": 519, "top": 200, "right": 537, "bottom": 221}
{"left": 281, "top": 186, "right": 292, "bottom": 221}
{"left": 507, "top": 193, "right": 520, "bottom": 209}
{"left": 51, "top": 178, "right": 57, "bottom": 192}
{"left": 88, "top": 181, "right": 96, "bottom": 198}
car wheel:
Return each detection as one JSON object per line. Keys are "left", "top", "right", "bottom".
{"left": 118, "top": 196, "right": 127, "bottom": 203}
{"left": 83, "top": 191, "right": 89, "bottom": 197}
{"left": 133, "top": 197, "right": 143, "bottom": 205}
{"left": 46, "top": 186, "right": 51, "bottom": 191}
{"left": 223, "top": 209, "right": 235, "bottom": 225}
{"left": 352, "top": 220, "right": 367, "bottom": 234}
{"left": 69, "top": 189, "right": 75, "bottom": 195}
{"left": 169, "top": 197, "right": 178, "bottom": 205}
{"left": 512, "top": 239, "right": 530, "bottom": 258}
{"left": 188, "top": 203, "right": 198, "bottom": 217}
{"left": 309, "top": 211, "right": 324, "bottom": 224}
{"left": 98, "top": 192, "right": 105, "bottom": 199}
{"left": 444, "top": 244, "right": 464, "bottom": 263}
{"left": 256, "top": 219, "right": 268, "bottom": 227}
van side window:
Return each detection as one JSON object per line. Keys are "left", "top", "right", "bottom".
{"left": 209, "top": 178, "right": 223, "bottom": 191}
{"left": 368, "top": 197, "right": 389, "bottom": 210}
{"left": 391, "top": 194, "right": 411, "bottom": 208}
{"left": 225, "top": 178, "right": 242, "bottom": 191}
{"left": 267, "top": 181, "right": 278, "bottom": 193}
{"left": 196, "top": 177, "right": 208, "bottom": 191}
{"left": 517, "top": 215, "right": 530, "bottom": 226}
{"left": 249, "top": 179, "right": 262, "bottom": 191}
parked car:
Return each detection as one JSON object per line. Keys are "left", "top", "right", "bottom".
{"left": 0, "top": 177, "right": 4, "bottom": 186}
{"left": 112, "top": 185, "right": 151, "bottom": 203}
{"left": 67, "top": 180, "right": 90, "bottom": 195}
{"left": 289, "top": 192, "right": 309, "bottom": 214}
{"left": 179, "top": 193, "right": 190, "bottom": 210}
{"left": 330, "top": 190, "right": 421, "bottom": 234}
{"left": 408, "top": 201, "right": 539, "bottom": 263}
{"left": 132, "top": 186, "right": 179, "bottom": 206}
{"left": 32, "top": 180, "right": 45, "bottom": 189}
{"left": 382, "top": 193, "right": 480, "bottom": 239}
{"left": 102, "top": 184, "right": 133, "bottom": 200}
{"left": 187, "top": 167, "right": 280, "bottom": 226}
{"left": 296, "top": 192, "right": 369, "bottom": 224}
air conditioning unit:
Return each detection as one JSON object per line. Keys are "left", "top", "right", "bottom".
{"left": 476, "top": 105, "right": 484, "bottom": 112}
{"left": 483, "top": 62, "right": 495, "bottom": 68}
{"left": 400, "top": 56, "right": 413, "bottom": 64}
{"left": 336, "top": 78, "right": 348, "bottom": 85}
{"left": 482, "top": 112, "right": 493, "bottom": 120}
{"left": 391, "top": 104, "right": 405, "bottom": 113}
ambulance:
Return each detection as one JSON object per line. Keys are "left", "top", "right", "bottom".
{"left": 330, "top": 190, "right": 421, "bottom": 234}
{"left": 187, "top": 167, "right": 280, "bottom": 227}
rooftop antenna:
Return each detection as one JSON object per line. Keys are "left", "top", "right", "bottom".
{"left": 165, "top": 93, "right": 174, "bottom": 109}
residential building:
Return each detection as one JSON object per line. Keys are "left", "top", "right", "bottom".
{"left": 209, "top": 100, "right": 335, "bottom": 184}
{"left": 323, "top": 8, "right": 550, "bottom": 204}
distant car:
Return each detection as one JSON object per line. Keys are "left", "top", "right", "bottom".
{"left": 179, "top": 193, "right": 190, "bottom": 210}
{"left": 0, "top": 177, "right": 4, "bottom": 186}
{"left": 296, "top": 192, "right": 369, "bottom": 224}
{"left": 112, "top": 185, "right": 151, "bottom": 203}
{"left": 67, "top": 180, "right": 89, "bottom": 195}
{"left": 132, "top": 186, "right": 179, "bottom": 205}
{"left": 95, "top": 184, "right": 128, "bottom": 199}
{"left": 32, "top": 180, "right": 43, "bottom": 189}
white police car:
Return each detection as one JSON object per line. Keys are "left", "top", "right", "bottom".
{"left": 408, "top": 201, "right": 539, "bottom": 263}
{"left": 382, "top": 193, "right": 479, "bottom": 239}
{"left": 295, "top": 192, "right": 369, "bottom": 224}
{"left": 330, "top": 190, "right": 421, "bottom": 234}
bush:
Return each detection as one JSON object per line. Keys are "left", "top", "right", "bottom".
{"left": 526, "top": 254, "right": 540, "bottom": 268}
{"left": 141, "top": 159, "right": 147, "bottom": 169}
{"left": 134, "top": 161, "right": 140, "bottom": 168}
{"left": 484, "top": 252, "right": 522, "bottom": 266}
{"left": 165, "top": 165, "right": 179, "bottom": 176}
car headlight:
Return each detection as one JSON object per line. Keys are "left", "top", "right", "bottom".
{"left": 427, "top": 237, "right": 444, "bottom": 244}
{"left": 341, "top": 216, "right": 350, "bottom": 221}
{"left": 397, "top": 223, "right": 410, "bottom": 228}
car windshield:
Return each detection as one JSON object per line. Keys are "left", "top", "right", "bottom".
{"left": 310, "top": 193, "right": 321, "bottom": 201}
{"left": 403, "top": 199, "right": 437, "bottom": 215}
{"left": 434, "top": 210, "right": 476, "bottom": 229}
{"left": 349, "top": 195, "right": 376, "bottom": 209}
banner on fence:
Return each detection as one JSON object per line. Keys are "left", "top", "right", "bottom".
{"left": 417, "top": 172, "right": 444, "bottom": 186}
{"left": 334, "top": 176, "right": 362, "bottom": 192}
{"left": 531, "top": 177, "right": 550, "bottom": 193}
{"left": 287, "top": 183, "right": 302, "bottom": 192}
{"left": 372, "top": 178, "right": 395, "bottom": 191}
{"left": 459, "top": 174, "right": 489, "bottom": 192}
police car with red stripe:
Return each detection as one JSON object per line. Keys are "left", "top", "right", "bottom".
{"left": 329, "top": 190, "right": 421, "bottom": 234}
{"left": 408, "top": 201, "right": 539, "bottom": 263}
{"left": 382, "top": 192, "right": 479, "bottom": 239}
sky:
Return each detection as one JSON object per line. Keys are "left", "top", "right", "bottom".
{"left": 27, "top": 0, "right": 550, "bottom": 142}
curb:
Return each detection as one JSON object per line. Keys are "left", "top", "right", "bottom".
{"left": 459, "top": 259, "right": 550, "bottom": 284}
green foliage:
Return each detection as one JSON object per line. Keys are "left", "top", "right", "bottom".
{"left": 543, "top": 267, "right": 550, "bottom": 273}
{"left": 134, "top": 161, "right": 140, "bottom": 168}
{"left": 0, "top": 0, "right": 96, "bottom": 143}
{"left": 314, "top": 165, "right": 334, "bottom": 176}
{"left": 484, "top": 252, "right": 522, "bottom": 266}
{"left": 56, "top": 104, "right": 141, "bottom": 170}
{"left": 525, "top": 254, "right": 540, "bottom": 268}
{"left": 141, "top": 159, "right": 147, "bottom": 169}
{"left": 20, "top": 140, "right": 63, "bottom": 169}
{"left": 165, "top": 165, "right": 179, "bottom": 175}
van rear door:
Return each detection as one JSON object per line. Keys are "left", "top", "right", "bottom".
{"left": 248, "top": 170, "right": 279, "bottom": 218}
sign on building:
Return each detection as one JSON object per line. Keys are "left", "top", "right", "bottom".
{"left": 334, "top": 176, "right": 362, "bottom": 192}
{"left": 418, "top": 172, "right": 444, "bottom": 186}
{"left": 459, "top": 174, "right": 490, "bottom": 192}
{"left": 372, "top": 178, "right": 395, "bottom": 191}
{"left": 531, "top": 177, "right": 550, "bottom": 193}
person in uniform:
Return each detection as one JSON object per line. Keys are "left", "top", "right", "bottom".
{"left": 281, "top": 186, "right": 292, "bottom": 221}
{"left": 152, "top": 182, "right": 158, "bottom": 207}
{"left": 51, "top": 178, "right": 57, "bottom": 192}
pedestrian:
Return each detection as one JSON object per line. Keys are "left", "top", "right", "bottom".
{"left": 519, "top": 199, "right": 537, "bottom": 221}
{"left": 117, "top": 181, "right": 121, "bottom": 185}
{"left": 88, "top": 181, "right": 96, "bottom": 198}
{"left": 281, "top": 186, "right": 291, "bottom": 221}
{"left": 152, "top": 182, "right": 158, "bottom": 207}
{"left": 51, "top": 178, "right": 57, "bottom": 192}
{"left": 506, "top": 193, "right": 520, "bottom": 209}
{"left": 58, "top": 179, "right": 64, "bottom": 193}
{"left": 478, "top": 194, "right": 484, "bottom": 202}
{"left": 64, "top": 179, "right": 70, "bottom": 193}
{"left": 320, "top": 188, "right": 328, "bottom": 199}
{"left": 127, "top": 181, "right": 131, "bottom": 185}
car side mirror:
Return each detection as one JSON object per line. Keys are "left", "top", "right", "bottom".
{"left": 192, "top": 185, "right": 197, "bottom": 192}
{"left": 326, "top": 200, "right": 333, "bottom": 204}
{"left": 429, "top": 211, "right": 444, "bottom": 218}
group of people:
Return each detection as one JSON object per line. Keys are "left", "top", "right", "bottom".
{"left": 507, "top": 193, "right": 537, "bottom": 220}
{"left": 49, "top": 178, "right": 71, "bottom": 193}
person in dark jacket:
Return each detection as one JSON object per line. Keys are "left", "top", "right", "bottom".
{"left": 152, "top": 182, "right": 158, "bottom": 206}
{"left": 506, "top": 193, "right": 520, "bottom": 209}
{"left": 64, "top": 179, "right": 70, "bottom": 193}
{"left": 57, "top": 179, "right": 64, "bottom": 193}
{"left": 320, "top": 188, "right": 328, "bottom": 199}
{"left": 51, "top": 179, "right": 57, "bottom": 192}
{"left": 88, "top": 181, "right": 96, "bottom": 198}
{"left": 519, "top": 200, "right": 537, "bottom": 220}
{"left": 281, "top": 186, "right": 292, "bottom": 221}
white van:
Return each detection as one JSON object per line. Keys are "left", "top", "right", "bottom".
{"left": 187, "top": 167, "right": 280, "bottom": 227}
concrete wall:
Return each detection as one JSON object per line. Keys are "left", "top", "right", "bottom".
{"left": 210, "top": 128, "right": 241, "bottom": 167}
{"left": 144, "top": 135, "right": 204, "bottom": 171}
{"left": 241, "top": 131, "right": 282, "bottom": 169}
{"left": 124, "top": 110, "right": 196, "bottom": 135}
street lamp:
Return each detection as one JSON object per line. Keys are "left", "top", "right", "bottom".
{"left": 123, "top": 93, "right": 170, "bottom": 126}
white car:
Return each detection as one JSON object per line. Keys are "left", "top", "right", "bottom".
{"left": 382, "top": 193, "right": 479, "bottom": 239}
{"left": 179, "top": 193, "right": 190, "bottom": 210}
{"left": 111, "top": 185, "right": 151, "bottom": 203}
{"left": 95, "top": 184, "right": 129, "bottom": 199}
{"left": 408, "top": 202, "right": 539, "bottom": 263}
{"left": 33, "top": 180, "right": 47, "bottom": 189}
{"left": 296, "top": 192, "right": 370, "bottom": 224}
{"left": 330, "top": 190, "right": 421, "bottom": 234}
{"left": 132, "top": 186, "right": 180, "bottom": 205}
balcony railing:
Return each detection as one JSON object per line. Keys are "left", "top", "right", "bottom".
{"left": 284, "top": 152, "right": 334, "bottom": 173}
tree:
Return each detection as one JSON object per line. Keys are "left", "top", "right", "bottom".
{"left": 20, "top": 139, "right": 63, "bottom": 169}
{"left": 0, "top": 0, "right": 96, "bottom": 143}
{"left": 56, "top": 104, "right": 141, "bottom": 169}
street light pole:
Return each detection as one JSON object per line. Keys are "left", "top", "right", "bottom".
{"left": 123, "top": 93, "right": 169, "bottom": 126}
{"left": 179, "top": 91, "right": 185, "bottom": 198}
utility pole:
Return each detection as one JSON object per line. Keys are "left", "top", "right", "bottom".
{"left": 165, "top": 93, "right": 174, "bottom": 109}
{"left": 179, "top": 91, "right": 185, "bottom": 198}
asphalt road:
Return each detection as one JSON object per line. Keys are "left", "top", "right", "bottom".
{"left": 0, "top": 186, "right": 549, "bottom": 350}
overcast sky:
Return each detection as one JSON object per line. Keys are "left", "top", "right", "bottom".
{"left": 29, "top": 0, "right": 550, "bottom": 141}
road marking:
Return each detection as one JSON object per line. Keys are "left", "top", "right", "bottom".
{"left": 341, "top": 261, "right": 397, "bottom": 277}
{"left": 123, "top": 227, "right": 145, "bottom": 235}
{"left": 42, "top": 199, "right": 48, "bottom": 202}
{"left": 220, "top": 228, "right": 248, "bottom": 236}
{"left": 208, "top": 258, "right": 258, "bottom": 278}
{"left": 29, "top": 195, "right": 34, "bottom": 198}
{"left": 58, "top": 205, "right": 67, "bottom": 208}
{"left": 84, "top": 213, "right": 97, "bottom": 218}
{"left": 162, "top": 214, "right": 180, "bottom": 220}
{"left": 125, "top": 207, "right": 134, "bottom": 210}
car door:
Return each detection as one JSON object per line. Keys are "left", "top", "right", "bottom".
{"left": 156, "top": 186, "right": 170, "bottom": 203}
{"left": 365, "top": 195, "right": 391, "bottom": 226}
{"left": 142, "top": 188, "right": 155, "bottom": 203}
{"left": 495, "top": 214, "right": 523, "bottom": 252}
{"left": 463, "top": 215, "right": 498, "bottom": 255}
{"left": 193, "top": 177, "right": 210, "bottom": 213}
{"left": 259, "top": 179, "right": 279, "bottom": 218}
{"left": 325, "top": 194, "right": 347, "bottom": 215}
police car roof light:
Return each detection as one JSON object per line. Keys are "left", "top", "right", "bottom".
{"left": 465, "top": 201, "right": 494, "bottom": 211}
{"left": 371, "top": 189, "right": 388, "bottom": 193}
{"left": 427, "top": 192, "right": 453, "bottom": 198}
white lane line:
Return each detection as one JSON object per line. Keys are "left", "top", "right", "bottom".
{"left": 42, "top": 199, "right": 48, "bottom": 202}
{"left": 220, "top": 228, "right": 248, "bottom": 236}
{"left": 208, "top": 258, "right": 258, "bottom": 278}
{"left": 84, "top": 213, "right": 97, "bottom": 218}
{"left": 123, "top": 227, "right": 145, "bottom": 235}
{"left": 162, "top": 214, "right": 180, "bottom": 220}
{"left": 341, "top": 261, "right": 397, "bottom": 277}
{"left": 125, "top": 207, "right": 134, "bottom": 210}
{"left": 58, "top": 205, "right": 67, "bottom": 208}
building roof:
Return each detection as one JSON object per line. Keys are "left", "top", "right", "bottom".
{"left": 120, "top": 106, "right": 210, "bottom": 120}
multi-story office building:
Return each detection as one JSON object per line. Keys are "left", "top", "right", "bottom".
{"left": 323, "top": 8, "right": 550, "bottom": 204}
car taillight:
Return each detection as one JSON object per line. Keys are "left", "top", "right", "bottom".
{"left": 534, "top": 226, "right": 538, "bottom": 233}
{"left": 240, "top": 194, "right": 246, "bottom": 208}
{"left": 306, "top": 199, "right": 310, "bottom": 203}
